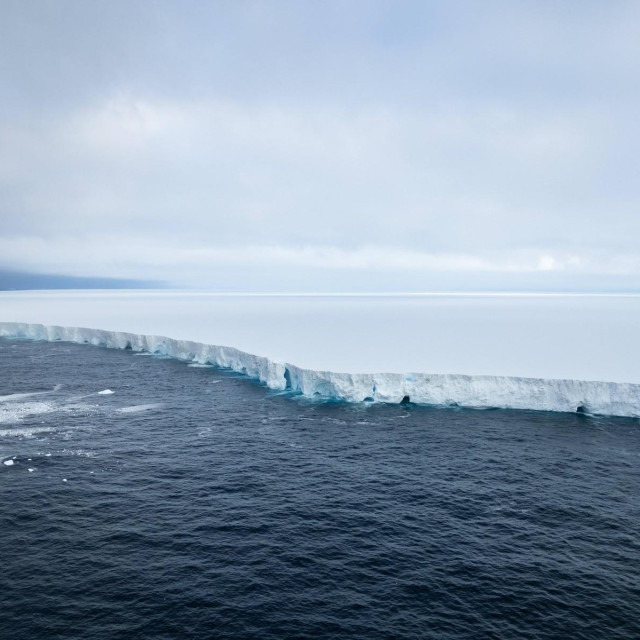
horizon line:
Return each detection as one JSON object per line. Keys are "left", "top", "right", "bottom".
{"left": 2, "top": 289, "right": 640, "bottom": 298}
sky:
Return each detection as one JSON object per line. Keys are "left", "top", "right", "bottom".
{"left": 1, "top": 0, "right": 639, "bottom": 291}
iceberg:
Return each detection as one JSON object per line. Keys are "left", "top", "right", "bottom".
{"left": 1, "top": 322, "right": 638, "bottom": 419}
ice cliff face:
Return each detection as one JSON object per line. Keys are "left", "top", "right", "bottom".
{"left": 1, "top": 322, "right": 638, "bottom": 418}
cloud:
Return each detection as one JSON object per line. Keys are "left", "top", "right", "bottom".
{"left": 1, "top": 235, "right": 639, "bottom": 292}
{"left": 0, "top": 1, "right": 639, "bottom": 291}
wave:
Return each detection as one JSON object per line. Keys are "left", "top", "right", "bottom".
{"left": 1, "top": 322, "right": 639, "bottom": 418}
{"left": 0, "top": 425, "right": 60, "bottom": 437}
{"left": 0, "top": 387, "right": 59, "bottom": 403}
{"left": 116, "top": 404, "right": 162, "bottom": 414}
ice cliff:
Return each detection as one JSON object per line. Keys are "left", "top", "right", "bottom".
{"left": 1, "top": 322, "right": 638, "bottom": 418}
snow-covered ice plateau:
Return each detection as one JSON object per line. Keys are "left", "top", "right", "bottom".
{"left": 0, "top": 290, "right": 639, "bottom": 418}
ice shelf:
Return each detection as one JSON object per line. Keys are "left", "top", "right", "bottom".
{"left": 1, "top": 322, "right": 638, "bottom": 418}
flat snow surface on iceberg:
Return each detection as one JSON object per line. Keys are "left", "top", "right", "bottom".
{"left": 1, "top": 291, "right": 640, "bottom": 382}
{"left": 0, "top": 292, "right": 639, "bottom": 418}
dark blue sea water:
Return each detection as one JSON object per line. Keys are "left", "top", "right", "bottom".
{"left": 1, "top": 339, "right": 639, "bottom": 639}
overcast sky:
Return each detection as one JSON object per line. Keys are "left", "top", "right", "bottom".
{"left": 1, "top": 0, "right": 639, "bottom": 291}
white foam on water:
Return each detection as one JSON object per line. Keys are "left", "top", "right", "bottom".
{"left": 0, "top": 425, "right": 59, "bottom": 437}
{"left": 1, "top": 398, "right": 97, "bottom": 433}
{"left": 187, "top": 363, "right": 211, "bottom": 368}
{"left": 0, "top": 392, "right": 45, "bottom": 403}
{"left": 97, "top": 389, "right": 114, "bottom": 395}
{"left": 0, "top": 401, "right": 56, "bottom": 424}
{"left": 0, "top": 396, "right": 96, "bottom": 427}
{"left": 61, "top": 448, "right": 97, "bottom": 458}
{"left": 116, "top": 403, "right": 162, "bottom": 414}
{"left": 0, "top": 385, "right": 60, "bottom": 403}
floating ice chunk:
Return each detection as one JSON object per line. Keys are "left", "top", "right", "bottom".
{"left": 98, "top": 389, "right": 114, "bottom": 395}
{"left": 62, "top": 478, "right": 67, "bottom": 482}
{"left": 28, "top": 468, "right": 35, "bottom": 472}
{"left": 3, "top": 459, "right": 14, "bottom": 466}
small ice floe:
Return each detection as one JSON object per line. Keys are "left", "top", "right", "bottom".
{"left": 98, "top": 389, "right": 114, "bottom": 395}
{"left": 62, "top": 478, "right": 67, "bottom": 482}
{"left": 28, "top": 468, "right": 35, "bottom": 472}
{"left": 187, "top": 363, "right": 210, "bottom": 368}
{"left": 45, "top": 453, "right": 51, "bottom": 457}
{"left": 3, "top": 459, "right": 14, "bottom": 466}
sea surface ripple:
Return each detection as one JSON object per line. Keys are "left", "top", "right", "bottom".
{"left": 1, "top": 339, "right": 639, "bottom": 639}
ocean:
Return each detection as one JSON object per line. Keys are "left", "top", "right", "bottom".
{"left": 1, "top": 338, "right": 639, "bottom": 639}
